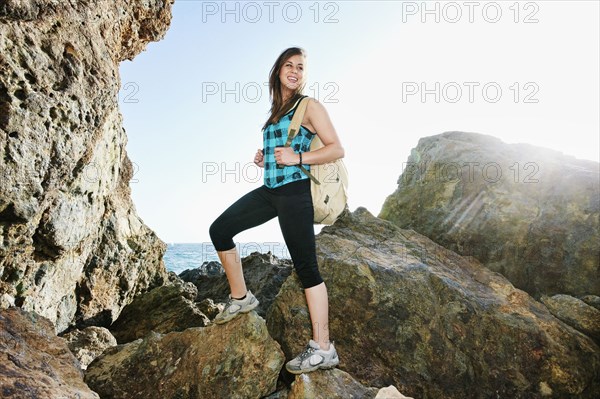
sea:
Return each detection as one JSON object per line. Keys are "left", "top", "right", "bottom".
{"left": 163, "top": 242, "right": 290, "bottom": 275}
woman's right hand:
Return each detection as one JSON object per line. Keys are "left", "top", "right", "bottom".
{"left": 254, "top": 148, "right": 264, "bottom": 168}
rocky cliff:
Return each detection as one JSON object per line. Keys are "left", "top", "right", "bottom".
{"left": 0, "top": 0, "right": 173, "bottom": 333}
{"left": 379, "top": 131, "right": 599, "bottom": 298}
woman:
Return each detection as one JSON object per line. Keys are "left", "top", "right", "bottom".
{"left": 209, "top": 47, "right": 344, "bottom": 374}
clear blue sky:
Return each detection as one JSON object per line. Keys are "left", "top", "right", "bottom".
{"left": 118, "top": 1, "right": 599, "bottom": 243}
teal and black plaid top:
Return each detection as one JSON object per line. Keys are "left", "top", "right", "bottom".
{"left": 262, "top": 98, "right": 316, "bottom": 188}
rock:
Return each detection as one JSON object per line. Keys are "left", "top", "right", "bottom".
{"left": 267, "top": 207, "right": 600, "bottom": 398}
{"left": 0, "top": 0, "right": 174, "bottom": 332}
{"left": 0, "top": 307, "right": 99, "bottom": 398}
{"left": 287, "top": 368, "right": 379, "bottom": 399}
{"left": 179, "top": 260, "right": 225, "bottom": 279}
{"left": 541, "top": 294, "right": 600, "bottom": 343}
{"left": 166, "top": 270, "right": 184, "bottom": 284}
{"left": 60, "top": 326, "right": 117, "bottom": 370}
{"left": 262, "top": 382, "right": 290, "bottom": 399}
{"left": 379, "top": 131, "right": 600, "bottom": 298}
{"left": 375, "top": 385, "right": 413, "bottom": 398}
{"left": 85, "top": 312, "right": 284, "bottom": 399}
{"left": 580, "top": 295, "right": 600, "bottom": 311}
{"left": 108, "top": 279, "right": 209, "bottom": 344}
{"left": 196, "top": 297, "right": 220, "bottom": 319}
{"left": 180, "top": 251, "right": 293, "bottom": 318}
{"left": 0, "top": 293, "right": 15, "bottom": 308}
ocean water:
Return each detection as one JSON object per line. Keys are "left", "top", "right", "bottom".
{"left": 163, "top": 242, "right": 290, "bottom": 275}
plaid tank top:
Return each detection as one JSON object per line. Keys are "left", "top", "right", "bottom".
{"left": 262, "top": 98, "right": 316, "bottom": 188}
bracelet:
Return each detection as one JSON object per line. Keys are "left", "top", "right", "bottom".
{"left": 298, "top": 151, "right": 302, "bottom": 166}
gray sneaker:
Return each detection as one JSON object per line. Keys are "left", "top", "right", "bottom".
{"left": 214, "top": 290, "right": 259, "bottom": 324}
{"left": 285, "top": 339, "right": 340, "bottom": 374}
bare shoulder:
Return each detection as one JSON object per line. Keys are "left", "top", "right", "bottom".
{"left": 301, "top": 96, "right": 342, "bottom": 148}
{"left": 303, "top": 97, "right": 329, "bottom": 133}
{"left": 305, "top": 96, "right": 327, "bottom": 115}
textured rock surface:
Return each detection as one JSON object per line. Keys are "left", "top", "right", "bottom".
{"left": 379, "top": 131, "right": 599, "bottom": 298}
{"left": 0, "top": 0, "right": 174, "bottom": 332}
{"left": 196, "top": 297, "right": 220, "bottom": 320}
{"left": 287, "top": 368, "right": 379, "bottom": 399}
{"left": 61, "top": 325, "right": 117, "bottom": 370}
{"left": 375, "top": 385, "right": 413, "bottom": 398}
{"left": 581, "top": 295, "right": 600, "bottom": 311}
{"left": 108, "top": 278, "right": 209, "bottom": 344}
{"left": 180, "top": 251, "right": 293, "bottom": 318}
{"left": 541, "top": 294, "right": 600, "bottom": 343}
{"left": 0, "top": 307, "right": 100, "bottom": 398}
{"left": 267, "top": 207, "right": 600, "bottom": 398}
{"left": 262, "top": 382, "right": 290, "bottom": 399}
{"left": 85, "top": 311, "right": 284, "bottom": 399}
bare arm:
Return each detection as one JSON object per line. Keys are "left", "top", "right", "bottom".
{"left": 275, "top": 98, "right": 345, "bottom": 166}
{"left": 300, "top": 98, "right": 345, "bottom": 165}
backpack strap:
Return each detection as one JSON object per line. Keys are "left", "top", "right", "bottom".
{"left": 284, "top": 96, "right": 320, "bottom": 184}
{"left": 284, "top": 95, "right": 309, "bottom": 147}
{"left": 285, "top": 95, "right": 304, "bottom": 115}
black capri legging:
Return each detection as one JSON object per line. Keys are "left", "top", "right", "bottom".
{"left": 209, "top": 178, "right": 323, "bottom": 289}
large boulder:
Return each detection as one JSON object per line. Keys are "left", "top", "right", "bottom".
{"left": 108, "top": 278, "right": 209, "bottom": 344}
{"left": 0, "top": 0, "right": 173, "bottom": 332}
{"left": 267, "top": 207, "right": 600, "bottom": 398}
{"left": 0, "top": 307, "right": 99, "bottom": 398}
{"left": 379, "top": 131, "right": 599, "bottom": 298}
{"left": 84, "top": 311, "right": 284, "bottom": 399}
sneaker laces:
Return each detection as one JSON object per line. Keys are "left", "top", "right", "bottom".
{"left": 297, "top": 344, "right": 316, "bottom": 361}
{"left": 221, "top": 296, "right": 235, "bottom": 313}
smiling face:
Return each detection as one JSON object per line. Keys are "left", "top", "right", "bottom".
{"left": 278, "top": 54, "right": 305, "bottom": 100}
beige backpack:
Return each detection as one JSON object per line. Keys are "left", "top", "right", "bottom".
{"left": 284, "top": 96, "right": 349, "bottom": 225}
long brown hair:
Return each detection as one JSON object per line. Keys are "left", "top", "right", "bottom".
{"left": 261, "top": 47, "right": 307, "bottom": 131}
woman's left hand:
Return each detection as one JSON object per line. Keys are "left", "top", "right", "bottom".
{"left": 274, "top": 146, "right": 299, "bottom": 166}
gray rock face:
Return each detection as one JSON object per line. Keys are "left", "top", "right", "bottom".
{"left": 379, "top": 131, "right": 599, "bottom": 298}
{"left": 84, "top": 311, "right": 285, "bottom": 399}
{"left": 267, "top": 207, "right": 600, "bottom": 398}
{"left": 0, "top": 0, "right": 173, "bottom": 332}
{"left": 0, "top": 307, "right": 100, "bottom": 398}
